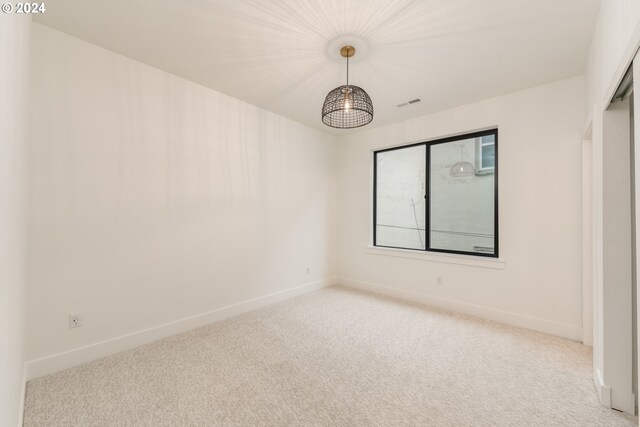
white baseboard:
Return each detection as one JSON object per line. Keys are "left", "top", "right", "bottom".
{"left": 18, "top": 362, "right": 27, "bottom": 426}
{"left": 594, "top": 368, "right": 636, "bottom": 414}
{"left": 26, "top": 277, "right": 336, "bottom": 381}
{"left": 595, "top": 368, "right": 611, "bottom": 408}
{"left": 339, "top": 277, "right": 582, "bottom": 341}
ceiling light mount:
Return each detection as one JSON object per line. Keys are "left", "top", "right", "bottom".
{"left": 340, "top": 45, "right": 355, "bottom": 58}
{"left": 325, "top": 35, "right": 369, "bottom": 63}
{"left": 321, "top": 45, "right": 373, "bottom": 129}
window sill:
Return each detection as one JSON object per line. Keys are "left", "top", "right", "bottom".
{"left": 365, "top": 246, "right": 505, "bottom": 270}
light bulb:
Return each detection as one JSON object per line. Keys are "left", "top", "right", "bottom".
{"left": 344, "top": 99, "right": 351, "bottom": 110}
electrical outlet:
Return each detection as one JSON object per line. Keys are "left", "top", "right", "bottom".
{"left": 69, "top": 313, "right": 82, "bottom": 328}
{"left": 437, "top": 276, "right": 444, "bottom": 286}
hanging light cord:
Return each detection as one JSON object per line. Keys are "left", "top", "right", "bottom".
{"left": 346, "top": 50, "right": 349, "bottom": 86}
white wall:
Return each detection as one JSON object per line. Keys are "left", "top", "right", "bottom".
{"left": 584, "top": 0, "right": 640, "bottom": 412}
{"left": 338, "top": 76, "right": 585, "bottom": 340}
{"left": 0, "top": 13, "right": 30, "bottom": 427}
{"left": 585, "top": 0, "right": 640, "bottom": 114}
{"left": 27, "top": 24, "right": 338, "bottom": 376}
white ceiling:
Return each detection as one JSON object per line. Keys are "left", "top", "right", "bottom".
{"left": 34, "top": 0, "right": 600, "bottom": 134}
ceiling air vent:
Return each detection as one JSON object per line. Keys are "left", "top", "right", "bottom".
{"left": 396, "top": 98, "right": 421, "bottom": 108}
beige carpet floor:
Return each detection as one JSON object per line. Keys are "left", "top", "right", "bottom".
{"left": 24, "top": 286, "right": 637, "bottom": 426}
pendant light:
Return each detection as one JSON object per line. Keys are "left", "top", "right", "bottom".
{"left": 450, "top": 144, "right": 475, "bottom": 177}
{"left": 321, "top": 46, "right": 373, "bottom": 129}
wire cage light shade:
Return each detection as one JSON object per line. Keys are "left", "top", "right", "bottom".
{"left": 321, "top": 45, "right": 373, "bottom": 129}
{"left": 450, "top": 161, "right": 475, "bottom": 177}
{"left": 322, "top": 84, "right": 373, "bottom": 128}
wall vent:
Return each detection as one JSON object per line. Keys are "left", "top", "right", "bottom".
{"left": 396, "top": 98, "right": 421, "bottom": 108}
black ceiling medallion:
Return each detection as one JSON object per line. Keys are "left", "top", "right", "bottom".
{"left": 321, "top": 45, "right": 373, "bottom": 129}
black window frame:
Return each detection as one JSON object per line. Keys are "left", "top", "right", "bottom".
{"left": 373, "top": 128, "right": 499, "bottom": 258}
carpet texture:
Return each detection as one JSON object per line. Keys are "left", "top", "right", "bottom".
{"left": 24, "top": 286, "right": 636, "bottom": 426}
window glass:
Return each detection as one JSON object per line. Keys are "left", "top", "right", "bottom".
{"left": 430, "top": 138, "right": 495, "bottom": 254}
{"left": 373, "top": 130, "right": 497, "bottom": 257}
{"left": 375, "top": 145, "right": 426, "bottom": 250}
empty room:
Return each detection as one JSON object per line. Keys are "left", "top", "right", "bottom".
{"left": 3, "top": 0, "right": 640, "bottom": 425}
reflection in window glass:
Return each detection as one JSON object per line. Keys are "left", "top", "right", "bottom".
{"left": 375, "top": 145, "right": 426, "bottom": 250}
